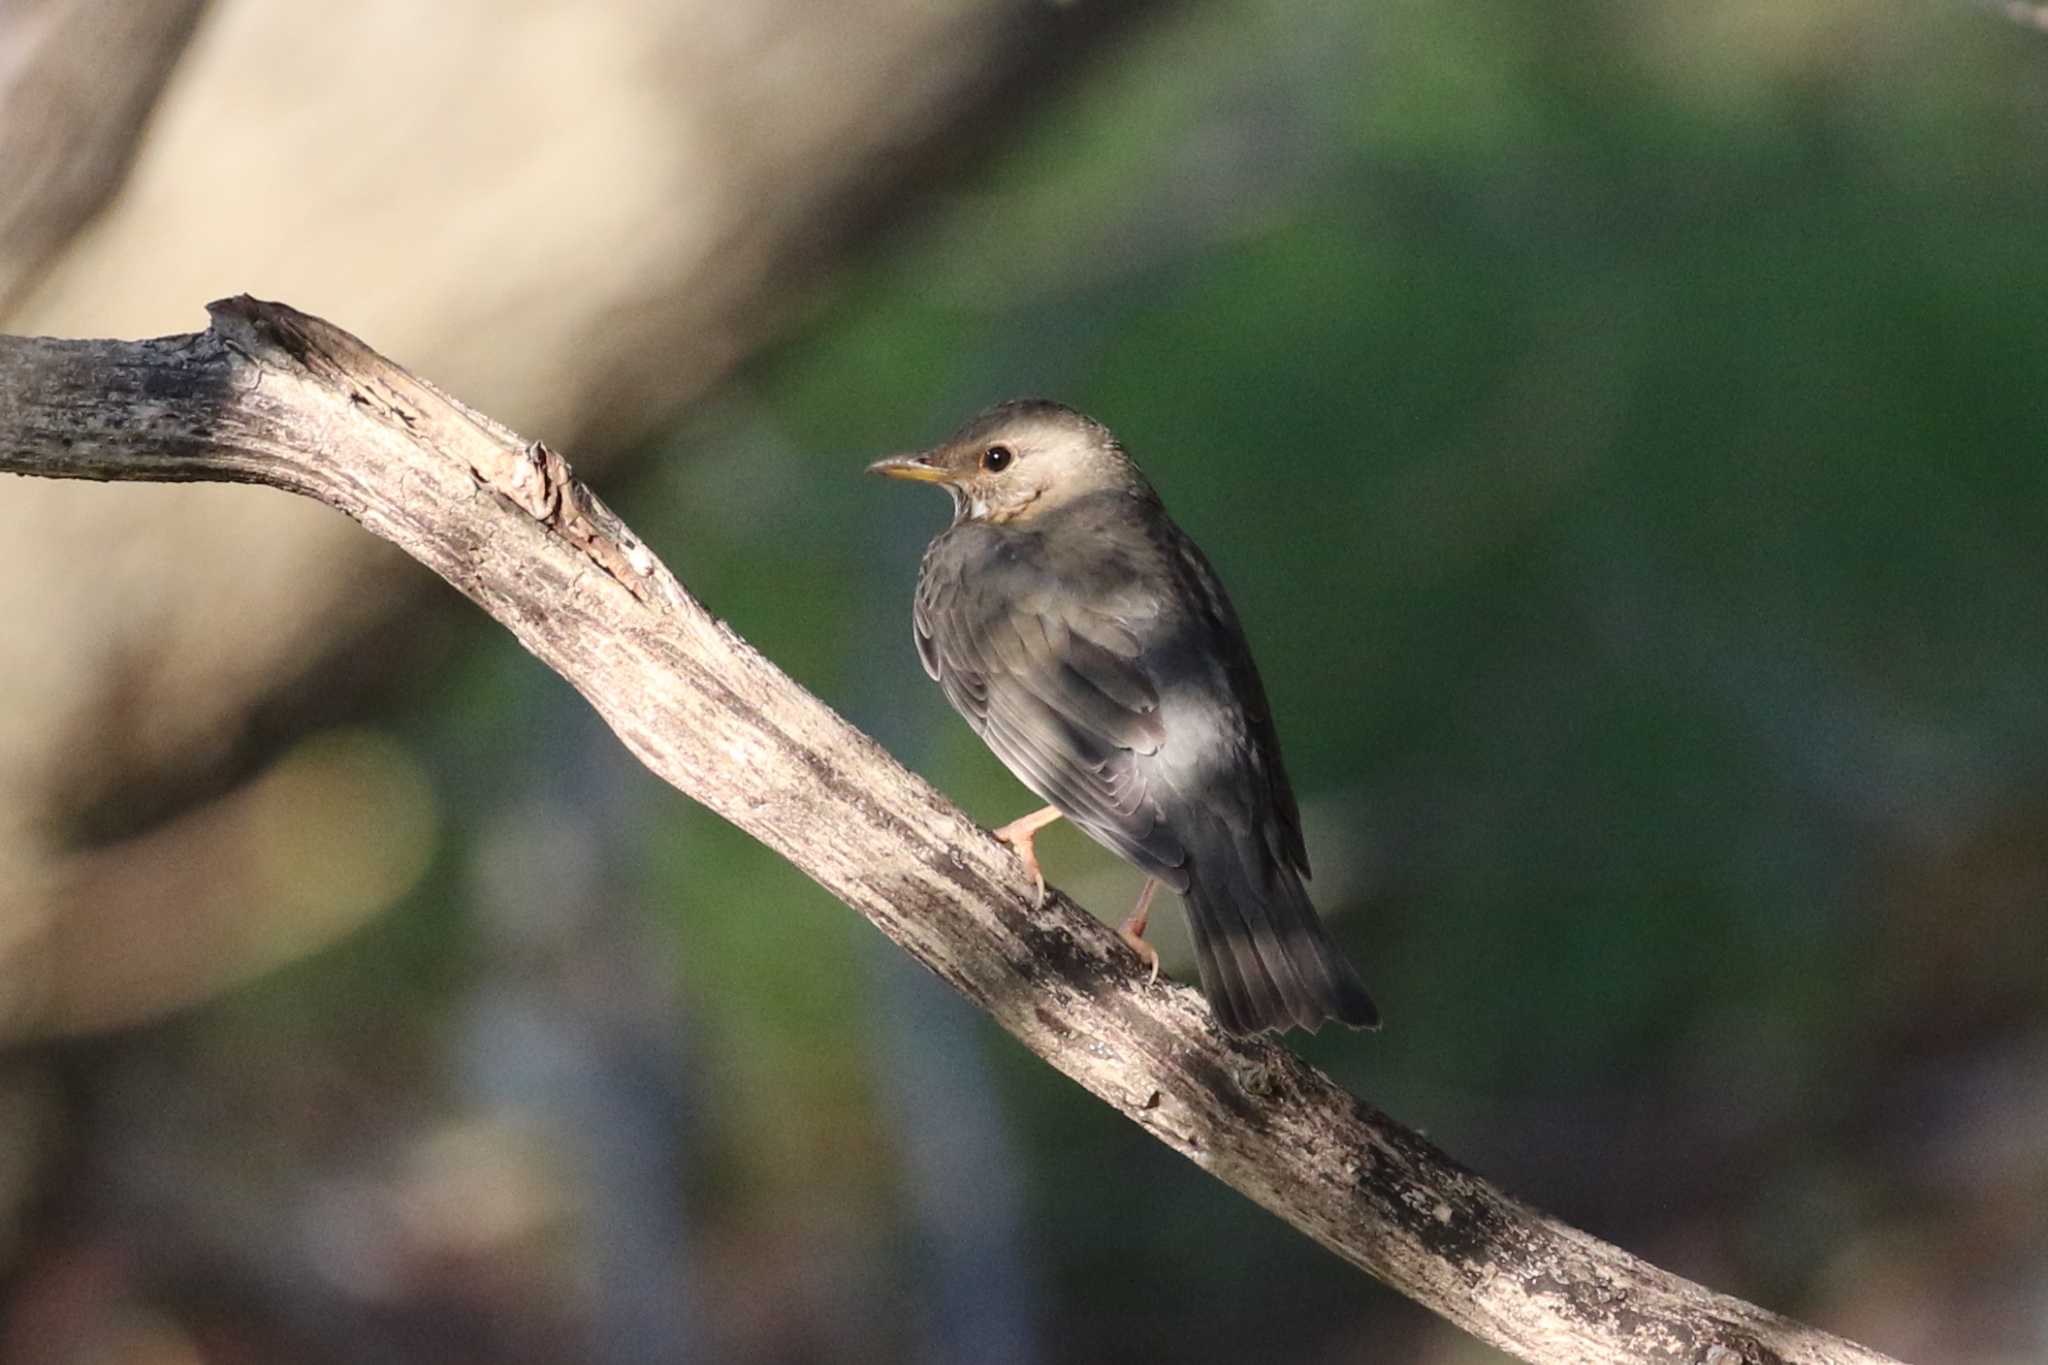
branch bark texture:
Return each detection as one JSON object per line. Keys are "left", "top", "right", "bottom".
{"left": 0, "top": 302, "right": 1905, "bottom": 1365}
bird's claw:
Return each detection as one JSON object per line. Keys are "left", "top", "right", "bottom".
{"left": 1122, "top": 877, "right": 1161, "bottom": 984}
{"left": 1119, "top": 926, "right": 1161, "bottom": 985}
{"left": 993, "top": 805, "right": 1061, "bottom": 908}
{"left": 993, "top": 827, "right": 1045, "bottom": 906}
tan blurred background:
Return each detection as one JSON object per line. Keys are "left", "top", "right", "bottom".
{"left": 2, "top": 1, "right": 1143, "bottom": 1359}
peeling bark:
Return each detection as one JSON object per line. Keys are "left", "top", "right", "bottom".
{"left": 0, "top": 300, "right": 1908, "bottom": 1365}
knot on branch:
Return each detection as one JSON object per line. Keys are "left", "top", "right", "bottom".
{"left": 204, "top": 294, "right": 676, "bottom": 611}
{"left": 509, "top": 440, "right": 670, "bottom": 608}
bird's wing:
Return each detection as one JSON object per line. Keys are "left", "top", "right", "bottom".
{"left": 1115, "top": 522, "right": 1373, "bottom": 1032}
{"left": 1169, "top": 529, "right": 1312, "bottom": 880}
{"left": 915, "top": 527, "right": 1190, "bottom": 888}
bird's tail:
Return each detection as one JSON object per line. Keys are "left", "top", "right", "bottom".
{"left": 1180, "top": 831, "right": 1378, "bottom": 1037}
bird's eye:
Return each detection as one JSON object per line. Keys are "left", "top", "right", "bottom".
{"left": 981, "top": 444, "right": 1014, "bottom": 473}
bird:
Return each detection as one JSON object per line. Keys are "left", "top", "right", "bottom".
{"left": 867, "top": 399, "right": 1378, "bottom": 1036}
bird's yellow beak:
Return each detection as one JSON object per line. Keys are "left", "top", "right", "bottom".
{"left": 865, "top": 451, "right": 950, "bottom": 483}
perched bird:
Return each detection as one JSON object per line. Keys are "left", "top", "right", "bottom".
{"left": 868, "top": 400, "right": 1378, "bottom": 1036}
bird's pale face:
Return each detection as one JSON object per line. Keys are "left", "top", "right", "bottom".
{"left": 867, "top": 401, "right": 1149, "bottom": 525}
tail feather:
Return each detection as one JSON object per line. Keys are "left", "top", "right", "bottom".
{"left": 1180, "top": 830, "right": 1378, "bottom": 1036}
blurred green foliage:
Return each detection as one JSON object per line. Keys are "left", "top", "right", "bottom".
{"left": 231, "top": 2, "right": 2048, "bottom": 1359}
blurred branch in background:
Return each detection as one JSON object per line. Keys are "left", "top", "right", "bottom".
{"left": 0, "top": 298, "right": 1905, "bottom": 1365}
{"left": 0, "top": 0, "right": 1164, "bottom": 1040}
{"left": 0, "top": 0, "right": 210, "bottom": 315}
{"left": 1977, "top": 1, "right": 2048, "bottom": 32}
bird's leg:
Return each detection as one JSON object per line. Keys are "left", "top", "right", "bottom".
{"left": 992, "top": 805, "right": 1064, "bottom": 907}
{"left": 1120, "top": 878, "right": 1162, "bottom": 985}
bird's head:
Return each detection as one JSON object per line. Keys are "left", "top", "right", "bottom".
{"left": 866, "top": 399, "right": 1153, "bottom": 525}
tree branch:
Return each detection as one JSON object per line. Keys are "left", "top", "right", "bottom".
{"left": 0, "top": 300, "right": 1904, "bottom": 1365}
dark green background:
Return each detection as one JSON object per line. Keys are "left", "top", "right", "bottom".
{"left": 225, "top": 4, "right": 2048, "bottom": 1361}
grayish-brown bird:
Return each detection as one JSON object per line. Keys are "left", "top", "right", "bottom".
{"left": 868, "top": 399, "right": 1378, "bottom": 1036}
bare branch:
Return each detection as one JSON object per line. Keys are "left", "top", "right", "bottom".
{"left": 0, "top": 301, "right": 1906, "bottom": 1365}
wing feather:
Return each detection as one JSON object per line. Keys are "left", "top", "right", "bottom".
{"left": 915, "top": 526, "right": 1187, "bottom": 888}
